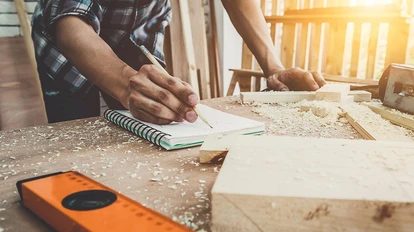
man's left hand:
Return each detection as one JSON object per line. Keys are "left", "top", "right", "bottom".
{"left": 266, "top": 68, "right": 326, "bottom": 91}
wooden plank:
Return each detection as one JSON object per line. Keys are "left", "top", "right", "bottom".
{"left": 365, "top": 24, "right": 379, "bottom": 79}
{"left": 240, "top": 91, "right": 316, "bottom": 103}
{"left": 341, "top": 103, "right": 413, "bottom": 141}
{"left": 240, "top": 90, "right": 370, "bottom": 104}
{"left": 324, "top": 74, "right": 379, "bottom": 85}
{"left": 169, "top": 0, "right": 188, "bottom": 82}
{"left": 297, "top": 0, "right": 311, "bottom": 69}
{"left": 208, "top": 0, "right": 222, "bottom": 97}
{"left": 349, "top": 23, "right": 362, "bottom": 77}
{"left": 188, "top": 0, "right": 210, "bottom": 99}
{"left": 212, "top": 135, "right": 414, "bottom": 232}
{"left": 315, "top": 83, "right": 350, "bottom": 102}
{"left": 308, "top": 0, "right": 325, "bottom": 71}
{"left": 280, "top": 0, "right": 298, "bottom": 68}
{"left": 324, "top": 23, "right": 347, "bottom": 75}
{"left": 13, "top": 0, "right": 47, "bottom": 124}
{"left": 178, "top": 0, "right": 199, "bottom": 96}
{"left": 269, "top": 0, "right": 279, "bottom": 43}
{"left": 348, "top": 90, "right": 371, "bottom": 102}
{"left": 264, "top": 14, "right": 407, "bottom": 24}
{"left": 384, "top": 23, "right": 409, "bottom": 70}
{"left": 363, "top": 102, "right": 414, "bottom": 131}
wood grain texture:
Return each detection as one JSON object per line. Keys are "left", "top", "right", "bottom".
{"left": 212, "top": 135, "right": 414, "bottom": 232}
{"left": 363, "top": 102, "right": 414, "bottom": 131}
{"left": 341, "top": 103, "right": 414, "bottom": 142}
{"left": 0, "top": 37, "right": 47, "bottom": 130}
{"left": 188, "top": 0, "right": 210, "bottom": 99}
{"left": 0, "top": 97, "right": 367, "bottom": 232}
{"left": 315, "top": 83, "right": 350, "bottom": 102}
{"left": 348, "top": 90, "right": 372, "bottom": 102}
{"left": 240, "top": 91, "right": 316, "bottom": 103}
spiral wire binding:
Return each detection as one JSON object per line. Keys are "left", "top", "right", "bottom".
{"left": 104, "top": 109, "right": 170, "bottom": 147}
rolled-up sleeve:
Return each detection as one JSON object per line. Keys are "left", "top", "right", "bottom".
{"left": 42, "top": 0, "right": 103, "bottom": 41}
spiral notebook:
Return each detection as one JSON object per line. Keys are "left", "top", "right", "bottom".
{"left": 104, "top": 104, "right": 265, "bottom": 150}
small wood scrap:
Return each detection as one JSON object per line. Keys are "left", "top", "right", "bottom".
{"left": 363, "top": 102, "right": 414, "bottom": 131}
{"left": 315, "top": 83, "right": 350, "bottom": 102}
{"left": 200, "top": 134, "right": 247, "bottom": 164}
{"left": 348, "top": 90, "right": 372, "bottom": 102}
{"left": 211, "top": 135, "right": 414, "bottom": 232}
{"left": 340, "top": 103, "right": 414, "bottom": 142}
{"left": 240, "top": 91, "right": 316, "bottom": 104}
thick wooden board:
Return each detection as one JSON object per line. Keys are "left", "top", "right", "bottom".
{"left": 315, "top": 83, "right": 350, "bottom": 102}
{"left": 211, "top": 135, "right": 414, "bottom": 232}
{"left": 363, "top": 102, "right": 414, "bottom": 131}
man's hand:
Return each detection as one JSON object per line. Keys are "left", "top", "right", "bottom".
{"left": 127, "top": 64, "right": 199, "bottom": 125}
{"left": 266, "top": 68, "right": 326, "bottom": 91}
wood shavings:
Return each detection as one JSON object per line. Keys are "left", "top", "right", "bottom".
{"left": 199, "top": 180, "right": 206, "bottom": 183}
{"left": 130, "top": 173, "right": 137, "bottom": 178}
{"left": 0, "top": 208, "right": 5, "bottom": 212}
{"left": 168, "top": 185, "right": 177, "bottom": 190}
{"left": 151, "top": 178, "right": 161, "bottom": 182}
{"left": 252, "top": 100, "right": 361, "bottom": 139}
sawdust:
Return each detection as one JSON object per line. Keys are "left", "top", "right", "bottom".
{"left": 341, "top": 103, "right": 414, "bottom": 141}
{"left": 251, "top": 100, "right": 359, "bottom": 139}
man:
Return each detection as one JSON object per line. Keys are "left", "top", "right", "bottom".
{"left": 32, "top": 0, "right": 325, "bottom": 125}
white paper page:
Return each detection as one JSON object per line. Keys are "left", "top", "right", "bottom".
{"left": 116, "top": 104, "right": 264, "bottom": 142}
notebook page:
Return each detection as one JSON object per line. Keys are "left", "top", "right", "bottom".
{"left": 116, "top": 104, "right": 265, "bottom": 144}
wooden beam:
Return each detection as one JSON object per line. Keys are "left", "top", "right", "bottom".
{"left": 178, "top": 0, "right": 199, "bottom": 96}
{"left": 240, "top": 91, "right": 316, "bottom": 104}
{"left": 13, "top": 0, "right": 47, "bottom": 124}
{"left": 349, "top": 23, "right": 362, "bottom": 77}
{"left": 315, "top": 83, "right": 350, "bottom": 102}
{"left": 365, "top": 24, "right": 379, "bottom": 79}
{"left": 208, "top": 0, "right": 222, "bottom": 97}
{"left": 363, "top": 102, "right": 414, "bottom": 131}
{"left": 265, "top": 15, "right": 408, "bottom": 24}
{"left": 341, "top": 103, "right": 413, "bottom": 141}
{"left": 212, "top": 135, "right": 414, "bottom": 232}
{"left": 188, "top": 0, "right": 210, "bottom": 99}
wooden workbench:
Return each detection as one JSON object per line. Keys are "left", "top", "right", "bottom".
{"left": 0, "top": 96, "right": 361, "bottom": 231}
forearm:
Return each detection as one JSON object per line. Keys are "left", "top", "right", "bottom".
{"left": 221, "top": 0, "right": 284, "bottom": 76}
{"left": 55, "top": 16, "right": 134, "bottom": 108}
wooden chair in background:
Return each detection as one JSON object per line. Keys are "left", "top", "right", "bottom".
{"left": 226, "top": 0, "right": 412, "bottom": 96}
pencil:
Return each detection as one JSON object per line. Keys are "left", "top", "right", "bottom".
{"left": 139, "top": 45, "right": 213, "bottom": 128}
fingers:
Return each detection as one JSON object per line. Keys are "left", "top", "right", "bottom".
{"left": 267, "top": 76, "right": 290, "bottom": 91}
{"left": 129, "top": 65, "right": 198, "bottom": 123}
{"left": 302, "top": 71, "right": 320, "bottom": 91}
{"left": 141, "top": 65, "right": 199, "bottom": 106}
{"left": 129, "top": 89, "right": 183, "bottom": 123}
{"left": 130, "top": 108, "right": 173, "bottom": 125}
{"left": 311, "top": 71, "right": 326, "bottom": 88}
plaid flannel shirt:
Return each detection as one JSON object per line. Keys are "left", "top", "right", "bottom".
{"left": 32, "top": 0, "right": 171, "bottom": 96}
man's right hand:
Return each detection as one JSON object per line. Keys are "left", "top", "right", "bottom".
{"left": 127, "top": 64, "right": 199, "bottom": 125}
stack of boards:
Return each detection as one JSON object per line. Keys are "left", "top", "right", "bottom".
{"left": 201, "top": 84, "right": 414, "bottom": 231}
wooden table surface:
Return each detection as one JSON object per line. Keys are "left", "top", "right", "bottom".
{"left": 0, "top": 96, "right": 361, "bottom": 231}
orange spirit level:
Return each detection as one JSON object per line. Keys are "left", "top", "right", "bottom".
{"left": 16, "top": 171, "right": 193, "bottom": 232}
